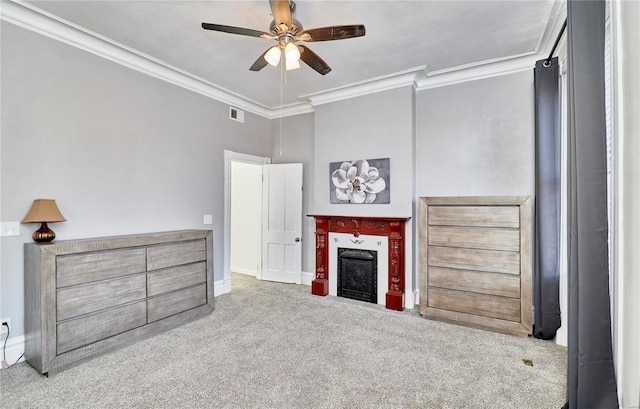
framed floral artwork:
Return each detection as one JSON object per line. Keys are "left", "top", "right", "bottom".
{"left": 329, "top": 158, "right": 390, "bottom": 204}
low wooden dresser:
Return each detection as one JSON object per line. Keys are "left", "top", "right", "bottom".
{"left": 24, "top": 230, "right": 214, "bottom": 375}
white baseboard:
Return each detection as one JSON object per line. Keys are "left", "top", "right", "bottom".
{"left": 404, "top": 288, "right": 419, "bottom": 310}
{"left": 301, "top": 271, "right": 313, "bottom": 286}
{"left": 0, "top": 335, "right": 25, "bottom": 369}
{"left": 230, "top": 267, "right": 257, "bottom": 276}
{"left": 214, "top": 278, "right": 231, "bottom": 297}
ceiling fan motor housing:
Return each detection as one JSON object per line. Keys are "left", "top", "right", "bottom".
{"left": 270, "top": 18, "right": 303, "bottom": 37}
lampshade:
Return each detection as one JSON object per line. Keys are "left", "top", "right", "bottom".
{"left": 22, "top": 199, "right": 66, "bottom": 243}
{"left": 284, "top": 42, "right": 301, "bottom": 62}
{"left": 22, "top": 199, "right": 66, "bottom": 223}
{"left": 286, "top": 57, "right": 300, "bottom": 71}
{"left": 264, "top": 46, "right": 281, "bottom": 67}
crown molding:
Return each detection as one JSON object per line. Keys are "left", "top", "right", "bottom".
{"left": 415, "top": 0, "right": 567, "bottom": 92}
{"left": 415, "top": 52, "right": 542, "bottom": 91}
{"left": 2, "top": 0, "right": 568, "bottom": 118}
{"left": 299, "top": 66, "right": 428, "bottom": 106}
{"left": 269, "top": 102, "right": 314, "bottom": 119}
{"left": 0, "top": 0, "right": 274, "bottom": 118}
{"left": 536, "top": 0, "right": 567, "bottom": 57}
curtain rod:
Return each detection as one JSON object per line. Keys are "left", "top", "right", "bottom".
{"left": 544, "top": 18, "right": 568, "bottom": 66}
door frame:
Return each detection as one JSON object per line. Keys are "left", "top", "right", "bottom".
{"left": 223, "top": 150, "right": 270, "bottom": 291}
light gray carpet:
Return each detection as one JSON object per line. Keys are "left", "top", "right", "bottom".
{"left": 1, "top": 273, "right": 566, "bottom": 408}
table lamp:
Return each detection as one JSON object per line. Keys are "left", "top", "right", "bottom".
{"left": 22, "top": 199, "right": 66, "bottom": 242}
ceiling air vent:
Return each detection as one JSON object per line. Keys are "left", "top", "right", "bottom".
{"left": 229, "top": 107, "right": 245, "bottom": 123}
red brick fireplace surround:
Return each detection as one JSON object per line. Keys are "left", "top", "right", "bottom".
{"left": 308, "top": 215, "right": 410, "bottom": 311}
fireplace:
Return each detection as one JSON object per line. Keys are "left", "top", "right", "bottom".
{"left": 337, "top": 248, "right": 378, "bottom": 303}
{"left": 308, "top": 215, "right": 410, "bottom": 311}
{"left": 329, "top": 233, "right": 387, "bottom": 305}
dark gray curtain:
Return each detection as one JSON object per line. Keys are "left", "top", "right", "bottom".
{"left": 564, "top": 0, "right": 618, "bottom": 407}
{"left": 533, "top": 57, "right": 561, "bottom": 340}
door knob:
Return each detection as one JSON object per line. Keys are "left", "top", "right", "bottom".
{"left": 295, "top": 237, "right": 301, "bottom": 242}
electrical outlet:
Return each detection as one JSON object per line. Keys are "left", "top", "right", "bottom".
{"left": 0, "top": 318, "right": 10, "bottom": 334}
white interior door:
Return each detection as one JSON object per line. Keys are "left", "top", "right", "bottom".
{"left": 261, "top": 163, "right": 303, "bottom": 284}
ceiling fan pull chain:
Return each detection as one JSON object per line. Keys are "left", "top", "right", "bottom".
{"left": 279, "top": 58, "right": 284, "bottom": 156}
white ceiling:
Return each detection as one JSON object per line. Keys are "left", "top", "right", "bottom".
{"left": 22, "top": 0, "right": 565, "bottom": 110}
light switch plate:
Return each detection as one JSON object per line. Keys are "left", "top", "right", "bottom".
{"left": 203, "top": 215, "right": 213, "bottom": 225}
{"left": 0, "top": 222, "right": 20, "bottom": 237}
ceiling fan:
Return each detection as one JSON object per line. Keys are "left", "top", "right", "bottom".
{"left": 201, "top": 0, "right": 365, "bottom": 75}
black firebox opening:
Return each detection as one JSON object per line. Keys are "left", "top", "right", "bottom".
{"left": 337, "top": 248, "right": 377, "bottom": 304}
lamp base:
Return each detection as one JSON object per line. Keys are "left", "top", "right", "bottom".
{"left": 33, "top": 222, "right": 56, "bottom": 243}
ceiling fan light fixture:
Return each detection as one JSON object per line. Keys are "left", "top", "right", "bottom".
{"left": 286, "top": 57, "right": 300, "bottom": 71}
{"left": 284, "top": 42, "right": 301, "bottom": 62}
{"left": 201, "top": 0, "right": 366, "bottom": 75}
{"left": 264, "top": 46, "right": 281, "bottom": 66}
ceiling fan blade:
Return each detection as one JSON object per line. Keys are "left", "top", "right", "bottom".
{"left": 201, "top": 23, "right": 272, "bottom": 39}
{"left": 249, "top": 49, "right": 270, "bottom": 72}
{"left": 269, "top": 0, "right": 292, "bottom": 29}
{"left": 298, "top": 45, "right": 331, "bottom": 75}
{"left": 298, "top": 25, "right": 366, "bottom": 42}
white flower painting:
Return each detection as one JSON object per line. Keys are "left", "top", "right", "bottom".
{"left": 330, "top": 158, "right": 390, "bottom": 204}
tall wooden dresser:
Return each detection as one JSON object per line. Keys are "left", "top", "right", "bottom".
{"left": 24, "top": 230, "right": 214, "bottom": 375}
{"left": 419, "top": 197, "right": 532, "bottom": 337}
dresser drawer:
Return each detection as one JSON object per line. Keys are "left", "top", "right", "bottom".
{"left": 57, "top": 301, "right": 147, "bottom": 354}
{"left": 147, "top": 240, "right": 206, "bottom": 271}
{"left": 147, "top": 284, "right": 207, "bottom": 323}
{"left": 147, "top": 262, "right": 206, "bottom": 297}
{"left": 57, "top": 274, "right": 147, "bottom": 321}
{"left": 57, "top": 248, "right": 146, "bottom": 287}
{"left": 428, "top": 205, "right": 520, "bottom": 228}
{"left": 428, "top": 246, "right": 520, "bottom": 275}
{"left": 427, "top": 287, "right": 521, "bottom": 322}
{"left": 428, "top": 266, "right": 521, "bottom": 298}
{"left": 427, "top": 226, "right": 520, "bottom": 252}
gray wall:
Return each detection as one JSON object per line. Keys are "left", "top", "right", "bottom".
{"left": 0, "top": 22, "right": 271, "bottom": 337}
{"left": 313, "top": 86, "right": 415, "bottom": 218}
{"left": 0, "top": 20, "right": 538, "bottom": 338}
{"left": 414, "top": 70, "right": 535, "bottom": 307}
{"left": 313, "top": 86, "right": 416, "bottom": 306}
{"left": 415, "top": 71, "right": 535, "bottom": 197}
{"left": 271, "top": 113, "right": 315, "bottom": 274}
{"left": 308, "top": 77, "right": 535, "bottom": 307}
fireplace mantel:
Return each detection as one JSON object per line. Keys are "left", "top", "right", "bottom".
{"left": 308, "top": 215, "right": 410, "bottom": 311}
